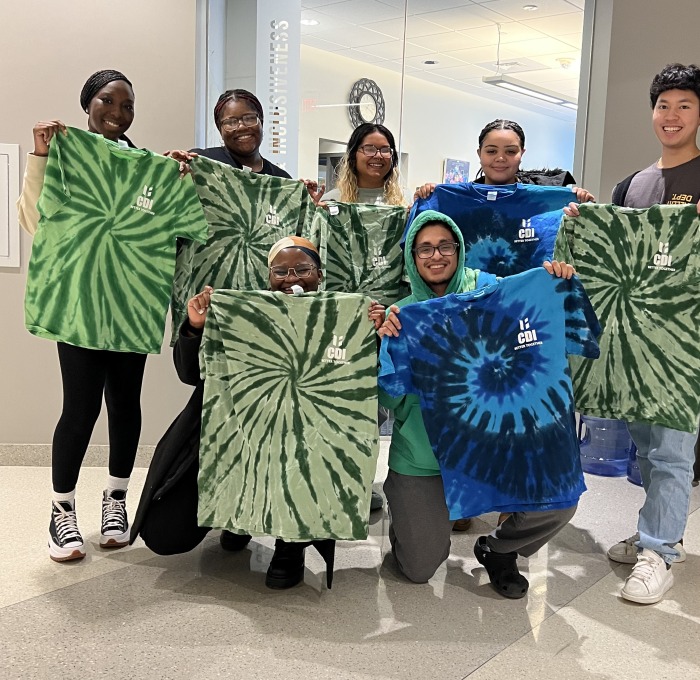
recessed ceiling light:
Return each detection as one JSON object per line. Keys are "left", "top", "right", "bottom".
{"left": 301, "top": 18, "right": 319, "bottom": 26}
{"left": 423, "top": 60, "right": 439, "bottom": 65}
{"left": 522, "top": 4, "right": 539, "bottom": 10}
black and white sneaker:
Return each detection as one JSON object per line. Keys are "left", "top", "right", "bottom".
{"left": 48, "top": 500, "right": 86, "bottom": 562}
{"left": 100, "top": 489, "right": 129, "bottom": 548}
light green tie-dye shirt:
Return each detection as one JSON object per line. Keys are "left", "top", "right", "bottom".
{"left": 305, "top": 202, "right": 407, "bottom": 306}
{"left": 554, "top": 203, "right": 700, "bottom": 432}
{"left": 25, "top": 127, "right": 208, "bottom": 354}
{"left": 198, "top": 290, "right": 379, "bottom": 540}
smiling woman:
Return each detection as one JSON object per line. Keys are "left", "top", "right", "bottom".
{"left": 16, "top": 69, "right": 151, "bottom": 564}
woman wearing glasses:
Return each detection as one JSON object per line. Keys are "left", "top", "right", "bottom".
{"left": 323, "top": 123, "right": 404, "bottom": 205}
{"left": 132, "top": 236, "right": 384, "bottom": 589}
{"left": 168, "top": 89, "right": 290, "bottom": 178}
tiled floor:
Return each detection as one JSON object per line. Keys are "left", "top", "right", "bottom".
{"left": 2, "top": 445, "right": 699, "bottom": 679}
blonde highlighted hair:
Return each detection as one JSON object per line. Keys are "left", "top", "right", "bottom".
{"left": 333, "top": 123, "right": 405, "bottom": 206}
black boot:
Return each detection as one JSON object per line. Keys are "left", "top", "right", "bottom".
{"left": 265, "top": 540, "right": 306, "bottom": 589}
{"left": 219, "top": 530, "right": 252, "bottom": 552}
{"left": 474, "top": 536, "right": 528, "bottom": 599}
{"left": 265, "top": 539, "right": 336, "bottom": 590}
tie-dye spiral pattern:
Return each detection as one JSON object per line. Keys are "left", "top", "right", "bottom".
{"left": 198, "top": 290, "right": 379, "bottom": 540}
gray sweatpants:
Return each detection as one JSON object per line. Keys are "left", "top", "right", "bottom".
{"left": 384, "top": 469, "right": 577, "bottom": 584}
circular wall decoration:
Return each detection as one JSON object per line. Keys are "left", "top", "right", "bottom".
{"left": 348, "top": 78, "right": 386, "bottom": 126}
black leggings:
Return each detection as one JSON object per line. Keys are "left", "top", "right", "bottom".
{"left": 52, "top": 343, "right": 147, "bottom": 493}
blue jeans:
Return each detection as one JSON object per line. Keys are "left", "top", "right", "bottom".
{"left": 628, "top": 421, "right": 698, "bottom": 564}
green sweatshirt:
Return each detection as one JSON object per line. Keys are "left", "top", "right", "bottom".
{"left": 379, "top": 210, "right": 481, "bottom": 476}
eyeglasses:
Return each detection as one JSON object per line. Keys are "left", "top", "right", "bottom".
{"left": 358, "top": 144, "right": 393, "bottom": 158}
{"left": 269, "top": 265, "right": 318, "bottom": 280}
{"left": 220, "top": 114, "right": 260, "bottom": 131}
{"left": 413, "top": 242, "right": 459, "bottom": 259}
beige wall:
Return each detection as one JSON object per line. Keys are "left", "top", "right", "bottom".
{"left": 0, "top": 0, "right": 198, "bottom": 445}
{"left": 579, "top": 0, "right": 700, "bottom": 201}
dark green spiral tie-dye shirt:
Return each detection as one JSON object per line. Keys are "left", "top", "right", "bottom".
{"left": 554, "top": 203, "right": 700, "bottom": 432}
{"left": 198, "top": 290, "right": 379, "bottom": 541}
{"left": 25, "top": 127, "right": 208, "bottom": 354}
{"left": 171, "top": 156, "right": 315, "bottom": 342}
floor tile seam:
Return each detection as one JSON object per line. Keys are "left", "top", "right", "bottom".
{"left": 459, "top": 562, "right": 621, "bottom": 678}
{"left": 0, "top": 553, "right": 159, "bottom": 614}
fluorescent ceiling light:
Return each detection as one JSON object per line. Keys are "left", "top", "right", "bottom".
{"left": 482, "top": 74, "right": 577, "bottom": 110}
{"left": 301, "top": 18, "right": 319, "bottom": 26}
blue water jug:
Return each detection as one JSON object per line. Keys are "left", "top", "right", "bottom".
{"left": 578, "top": 416, "right": 630, "bottom": 477}
{"left": 627, "top": 443, "right": 643, "bottom": 486}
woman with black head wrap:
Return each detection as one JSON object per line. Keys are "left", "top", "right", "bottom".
{"left": 17, "top": 69, "right": 152, "bottom": 564}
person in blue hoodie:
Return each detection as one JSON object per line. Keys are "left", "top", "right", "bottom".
{"left": 378, "top": 209, "right": 580, "bottom": 599}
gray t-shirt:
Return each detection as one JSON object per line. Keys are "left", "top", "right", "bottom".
{"left": 624, "top": 154, "right": 700, "bottom": 207}
{"left": 323, "top": 186, "right": 386, "bottom": 204}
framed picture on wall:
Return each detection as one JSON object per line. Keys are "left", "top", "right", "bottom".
{"left": 442, "top": 158, "right": 470, "bottom": 184}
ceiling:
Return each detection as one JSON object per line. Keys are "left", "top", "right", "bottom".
{"left": 301, "top": 0, "right": 584, "bottom": 120}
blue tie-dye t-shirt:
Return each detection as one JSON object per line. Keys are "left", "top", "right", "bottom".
{"left": 406, "top": 183, "right": 573, "bottom": 277}
{"left": 378, "top": 267, "right": 601, "bottom": 519}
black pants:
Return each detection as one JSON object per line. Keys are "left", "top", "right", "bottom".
{"left": 52, "top": 343, "right": 147, "bottom": 493}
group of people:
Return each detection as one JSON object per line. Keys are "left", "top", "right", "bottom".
{"left": 18, "top": 62, "right": 700, "bottom": 606}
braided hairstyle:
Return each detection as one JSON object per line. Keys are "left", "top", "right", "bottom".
{"left": 213, "top": 89, "right": 264, "bottom": 129}
{"left": 475, "top": 119, "right": 526, "bottom": 181}
{"left": 80, "top": 70, "right": 135, "bottom": 147}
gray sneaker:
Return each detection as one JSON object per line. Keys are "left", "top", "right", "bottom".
{"left": 607, "top": 533, "right": 686, "bottom": 564}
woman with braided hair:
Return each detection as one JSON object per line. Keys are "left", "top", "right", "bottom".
{"left": 18, "top": 69, "right": 156, "bottom": 563}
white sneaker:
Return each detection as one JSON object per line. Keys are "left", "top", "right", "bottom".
{"left": 607, "top": 533, "right": 686, "bottom": 564}
{"left": 621, "top": 549, "right": 674, "bottom": 604}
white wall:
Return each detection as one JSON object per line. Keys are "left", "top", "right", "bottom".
{"left": 298, "top": 45, "right": 576, "bottom": 196}
{"left": 0, "top": 0, "right": 198, "bottom": 445}
{"left": 578, "top": 0, "right": 700, "bottom": 201}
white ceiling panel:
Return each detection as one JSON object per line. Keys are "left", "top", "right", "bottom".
{"left": 407, "top": 0, "right": 477, "bottom": 11}
{"left": 506, "top": 36, "right": 580, "bottom": 57}
{"left": 301, "top": 0, "right": 346, "bottom": 8}
{"left": 402, "top": 52, "right": 471, "bottom": 70}
{"left": 477, "top": 0, "right": 581, "bottom": 21}
{"left": 524, "top": 11, "right": 583, "bottom": 36}
{"left": 331, "top": 48, "right": 390, "bottom": 65}
{"left": 302, "top": 34, "right": 350, "bottom": 52}
{"left": 409, "top": 31, "right": 489, "bottom": 53}
{"left": 310, "top": 25, "right": 397, "bottom": 48}
{"left": 314, "top": 0, "right": 405, "bottom": 23}
{"left": 414, "top": 4, "right": 508, "bottom": 31}
{"left": 461, "top": 21, "right": 549, "bottom": 46}
{"left": 363, "top": 16, "right": 447, "bottom": 40}
{"left": 558, "top": 32, "right": 583, "bottom": 48}
{"left": 444, "top": 43, "right": 521, "bottom": 64}
{"left": 428, "top": 63, "right": 496, "bottom": 80}
{"left": 358, "top": 40, "right": 436, "bottom": 60}
{"left": 301, "top": 9, "right": 347, "bottom": 33}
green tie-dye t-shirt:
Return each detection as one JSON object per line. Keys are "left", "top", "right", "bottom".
{"left": 554, "top": 203, "right": 700, "bottom": 432}
{"left": 304, "top": 202, "right": 407, "bottom": 306}
{"left": 171, "top": 156, "right": 314, "bottom": 341}
{"left": 198, "top": 290, "right": 379, "bottom": 541}
{"left": 25, "top": 127, "right": 208, "bottom": 354}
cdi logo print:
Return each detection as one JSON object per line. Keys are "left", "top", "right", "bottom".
{"left": 132, "top": 185, "right": 155, "bottom": 215}
{"left": 514, "top": 218, "right": 539, "bottom": 244}
{"left": 265, "top": 205, "right": 280, "bottom": 226}
{"left": 648, "top": 241, "right": 676, "bottom": 272}
{"left": 322, "top": 334, "right": 351, "bottom": 365}
{"left": 514, "top": 318, "right": 543, "bottom": 351}
{"left": 372, "top": 247, "right": 388, "bottom": 268}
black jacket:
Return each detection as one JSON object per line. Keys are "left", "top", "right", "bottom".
{"left": 130, "top": 325, "right": 210, "bottom": 553}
